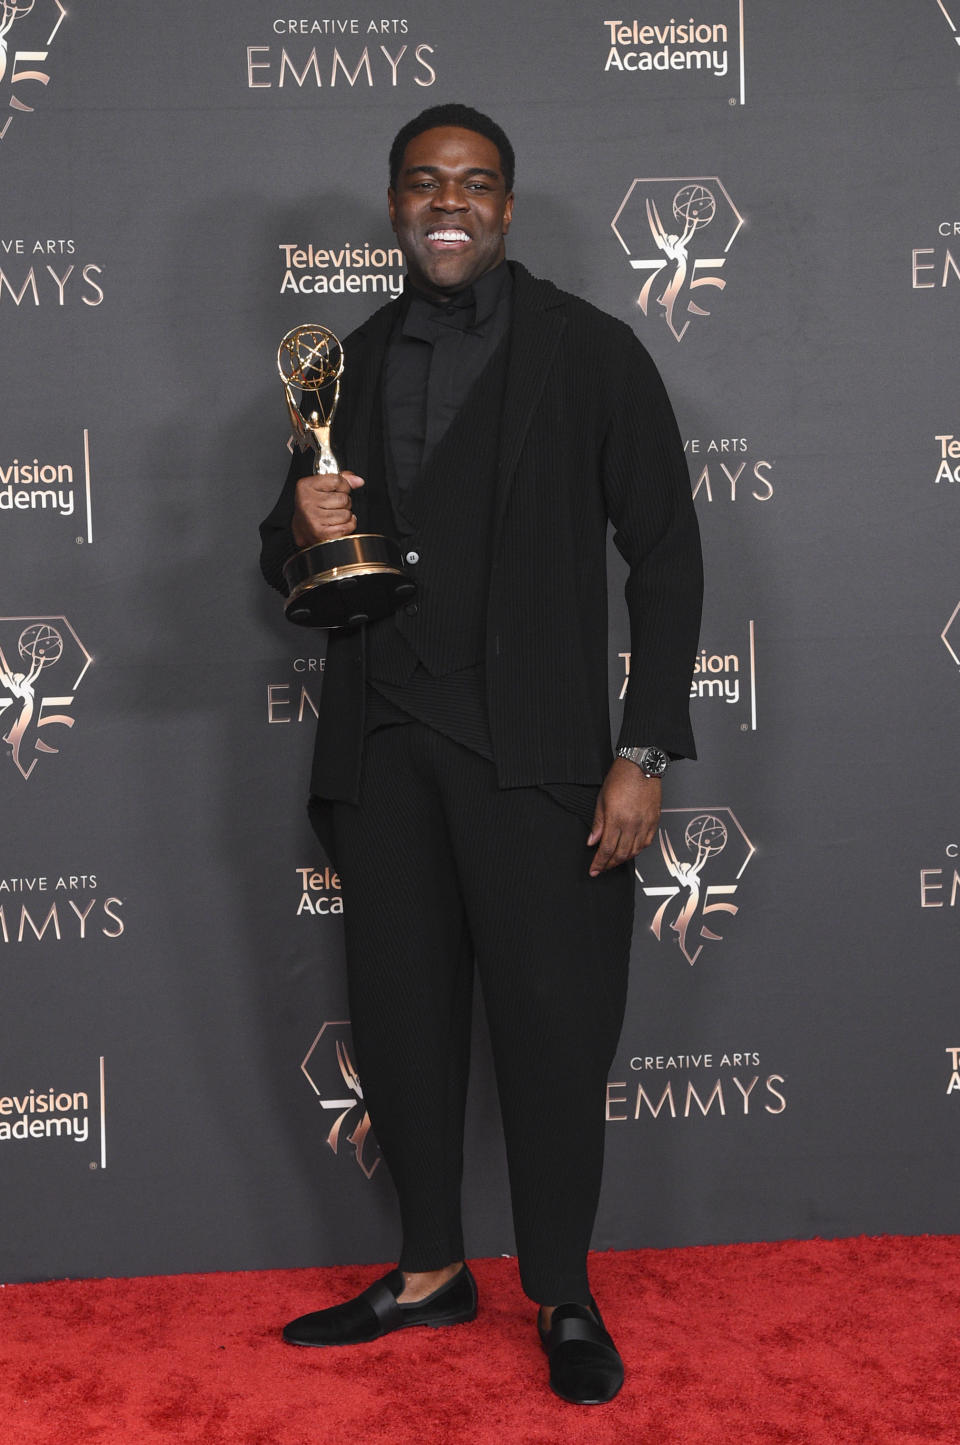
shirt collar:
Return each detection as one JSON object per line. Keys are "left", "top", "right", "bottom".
{"left": 401, "top": 259, "right": 511, "bottom": 336}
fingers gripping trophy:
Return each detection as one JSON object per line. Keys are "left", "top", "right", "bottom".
{"left": 277, "top": 324, "right": 415, "bottom": 628}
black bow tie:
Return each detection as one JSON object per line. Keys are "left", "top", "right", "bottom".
{"left": 405, "top": 287, "right": 476, "bottom": 340}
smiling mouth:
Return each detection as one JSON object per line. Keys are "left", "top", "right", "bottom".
{"left": 425, "top": 228, "right": 471, "bottom": 247}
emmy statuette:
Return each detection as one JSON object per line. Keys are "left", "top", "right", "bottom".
{"left": 277, "top": 324, "right": 415, "bottom": 628}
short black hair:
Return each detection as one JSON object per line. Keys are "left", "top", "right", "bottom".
{"left": 389, "top": 103, "right": 515, "bottom": 192}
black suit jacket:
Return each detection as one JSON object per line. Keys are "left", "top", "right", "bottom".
{"left": 260, "top": 262, "right": 703, "bottom": 803}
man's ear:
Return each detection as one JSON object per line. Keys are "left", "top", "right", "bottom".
{"left": 387, "top": 187, "right": 397, "bottom": 232}
{"left": 502, "top": 192, "right": 514, "bottom": 236}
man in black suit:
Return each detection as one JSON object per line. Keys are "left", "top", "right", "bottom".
{"left": 260, "top": 103, "right": 702, "bottom": 1405}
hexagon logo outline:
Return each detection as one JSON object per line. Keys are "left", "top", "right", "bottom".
{"left": 936, "top": 1, "right": 960, "bottom": 47}
{"left": 612, "top": 176, "right": 744, "bottom": 340}
{"left": 635, "top": 805, "right": 756, "bottom": 965}
{"left": 0, "top": 1, "right": 68, "bottom": 145}
{"left": 0, "top": 614, "right": 92, "bottom": 780}
{"left": 942, "top": 600, "right": 960, "bottom": 666}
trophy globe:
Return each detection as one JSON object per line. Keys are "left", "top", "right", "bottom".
{"left": 276, "top": 323, "right": 415, "bottom": 629}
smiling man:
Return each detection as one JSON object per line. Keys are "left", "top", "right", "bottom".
{"left": 388, "top": 124, "right": 513, "bottom": 294}
{"left": 260, "top": 103, "right": 703, "bottom": 1405}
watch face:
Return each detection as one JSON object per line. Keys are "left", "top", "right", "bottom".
{"left": 641, "top": 747, "right": 668, "bottom": 776}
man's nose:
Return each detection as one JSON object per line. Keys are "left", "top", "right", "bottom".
{"left": 431, "top": 183, "right": 467, "bottom": 211}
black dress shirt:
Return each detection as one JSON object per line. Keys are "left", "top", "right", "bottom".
{"left": 383, "top": 260, "right": 512, "bottom": 497}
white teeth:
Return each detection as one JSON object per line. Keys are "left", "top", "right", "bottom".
{"left": 428, "top": 230, "right": 469, "bottom": 242}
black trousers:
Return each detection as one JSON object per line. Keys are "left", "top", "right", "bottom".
{"left": 327, "top": 722, "right": 634, "bottom": 1306}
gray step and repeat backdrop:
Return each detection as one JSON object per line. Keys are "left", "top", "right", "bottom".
{"left": 2, "top": 2, "right": 958, "bottom": 1283}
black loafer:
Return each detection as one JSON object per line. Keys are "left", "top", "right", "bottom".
{"left": 283, "top": 1264, "right": 478, "bottom": 1346}
{"left": 538, "top": 1300, "right": 624, "bottom": 1404}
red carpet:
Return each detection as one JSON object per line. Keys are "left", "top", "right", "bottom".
{"left": 2, "top": 1235, "right": 957, "bottom": 1444}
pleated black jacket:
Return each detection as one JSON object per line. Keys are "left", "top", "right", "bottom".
{"left": 259, "top": 261, "right": 703, "bottom": 802}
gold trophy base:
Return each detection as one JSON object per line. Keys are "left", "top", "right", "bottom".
{"left": 282, "top": 534, "right": 416, "bottom": 629}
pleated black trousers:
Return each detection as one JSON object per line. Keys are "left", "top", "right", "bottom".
{"left": 327, "top": 722, "right": 634, "bottom": 1306}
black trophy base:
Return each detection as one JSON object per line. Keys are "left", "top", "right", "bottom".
{"left": 282, "top": 534, "right": 416, "bottom": 629}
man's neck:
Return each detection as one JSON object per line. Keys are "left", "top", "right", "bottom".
{"left": 404, "top": 258, "right": 508, "bottom": 307}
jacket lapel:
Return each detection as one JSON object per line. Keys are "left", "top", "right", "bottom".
{"left": 494, "top": 262, "right": 567, "bottom": 537}
{"left": 337, "top": 299, "right": 398, "bottom": 528}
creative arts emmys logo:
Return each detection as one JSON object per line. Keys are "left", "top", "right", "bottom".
{"left": 266, "top": 654, "right": 323, "bottom": 725}
{"left": 612, "top": 177, "right": 743, "bottom": 341}
{"left": 301, "top": 1021, "right": 380, "bottom": 1179}
{"left": 920, "top": 841, "right": 960, "bottom": 910}
{"left": 607, "top": 1048, "right": 786, "bottom": 1123}
{"left": 0, "top": 0, "right": 66, "bottom": 143}
{"left": 686, "top": 436, "right": 775, "bottom": 504}
{"left": 246, "top": 17, "right": 436, "bottom": 91}
{"left": 636, "top": 807, "right": 755, "bottom": 964}
{"left": 0, "top": 616, "right": 91, "bottom": 780}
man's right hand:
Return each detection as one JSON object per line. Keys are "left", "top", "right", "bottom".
{"left": 291, "top": 471, "right": 365, "bottom": 548}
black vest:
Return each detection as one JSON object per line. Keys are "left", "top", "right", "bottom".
{"left": 365, "top": 338, "right": 509, "bottom": 683}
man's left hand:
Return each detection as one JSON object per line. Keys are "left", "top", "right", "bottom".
{"left": 587, "top": 758, "right": 662, "bottom": 876}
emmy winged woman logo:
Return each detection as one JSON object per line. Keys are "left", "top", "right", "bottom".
{"left": 635, "top": 808, "right": 755, "bottom": 964}
{"left": 612, "top": 177, "right": 744, "bottom": 341}
{"left": 0, "top": 0, "right": 66, "bottom": 143}
{"left": 0, "top": 616, "right": 91, "bottom": 780}
{"left": 300, "top": 1021, "right": 381, "bottom": 1179}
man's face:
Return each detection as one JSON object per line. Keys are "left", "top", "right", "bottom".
{"left": 388, "top": 125, "right": 513, "bottom": 298}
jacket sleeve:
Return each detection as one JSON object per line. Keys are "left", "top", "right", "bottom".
{"left": 600, "top": 332, "right": 703, "bottom": 760}
{"left": 258, "top": 445, "right": 314, "bottom": 596}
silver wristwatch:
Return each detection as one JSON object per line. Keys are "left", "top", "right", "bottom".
{"left": 617, "top": 745, "right": 669, "bottom": 778}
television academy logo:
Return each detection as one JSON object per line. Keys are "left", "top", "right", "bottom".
{"left": 1, "top": 431, "right": 95, "bottom": 537}
{"left": 635, "top": 807, "right": 755, "bottom": 964}
{"left": 301, "top": 1021, "right": 380, "bottom": 1179}
{"left": 620, "top": 623, "right": 758, "bottom": 730}
{"left": 0, "top": 616, "right": 91, "bottom": 780}
{"left": 600, "top": 4, "right": 746, "bottom": 105}
{"left": 947, "top": 1048, "right": 960, "bottom": 1094}
{"left": 612, "top": 177, "right": 744, "bottom": 340}
{"left": 279, "top": 240, "right": 404, "bottom": 299}
{"left": 296, "top": 864, "right": 343, "bottom": 915}
{"left": 0, "top": 1056, "right": 107, "bottom": 1169}
{"left": 0, "top": 0, "right": 66, "bottom": 144}
{"left": 942, "top": 603, "right": 960, "bottom": 668}
{"left": 934, "top": 432, "right": 960, "bottom": 485}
